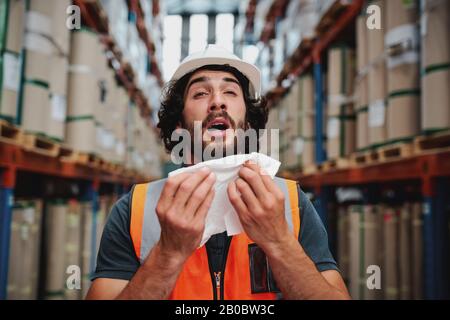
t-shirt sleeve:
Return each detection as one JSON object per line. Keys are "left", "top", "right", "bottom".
{"left": 297, "top": 186, "right": 340, "bottom": 273}
{"left": 91, "top": 192, "right": 140, "bottom": 281}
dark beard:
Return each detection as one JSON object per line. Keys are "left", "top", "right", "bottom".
{"left": 182, "top": 111, "right": 253, "bottom": 161}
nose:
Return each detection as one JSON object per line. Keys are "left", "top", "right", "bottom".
{"left": 208, "top": 92, "right": 227, "bottom": 113}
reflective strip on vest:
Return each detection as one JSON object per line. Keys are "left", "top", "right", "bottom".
{"left": 130, "top": 176, "right": 301, "bottom": 299}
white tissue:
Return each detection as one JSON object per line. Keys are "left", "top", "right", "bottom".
{"left": 168, "top": 152, "right": 281, "bottom": 247}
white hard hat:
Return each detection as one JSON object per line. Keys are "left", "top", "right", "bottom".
{"left": 170, "top": 44, "right": 261, "bottom": 99}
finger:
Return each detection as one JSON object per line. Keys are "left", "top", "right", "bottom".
{"left": 194, "top": 189, "right": 215, "bottom": 224}
{"left": 158, "top": 172, "right": 192, "bottom": 212}
{"left": 238, "top": 166, "right": 268, "bottom": 200}
{"left": 227, "top": 181, "right": 249, "bottom": 217}
{"left": 173, "top": 167, "right": 212, "bottom": 210}
{"left": 235, "top": 178, "right": 261, "bottom": 213}
{"left": 184, "top": 172, "right": 216, "bottom": 216}
{"left": 244, "top": 161, "right": 280, "bottom": 196}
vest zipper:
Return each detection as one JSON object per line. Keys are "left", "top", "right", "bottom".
{"left": 219, "top": 236, "right": 232, "bottom": 300}
{"left": 214, "top": 271, "right": 221, "bottom": 300}
{"left": 206, "top": 236, "right": 232, "bottom": 300}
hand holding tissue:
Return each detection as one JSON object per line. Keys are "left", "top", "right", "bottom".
{"left": 168, "top": 152, "right": 281, "bottom": 247}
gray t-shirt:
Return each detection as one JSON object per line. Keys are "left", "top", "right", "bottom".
{"left": 92, "top": 184, "right": 339, "bottom": 281}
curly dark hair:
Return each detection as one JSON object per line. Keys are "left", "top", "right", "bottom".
{"left": 157, "top": 64, "right": 268, "bottom": 153}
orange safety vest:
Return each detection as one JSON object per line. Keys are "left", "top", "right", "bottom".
{"left": 130, "top": 177, "right": 301, "bottom": 300}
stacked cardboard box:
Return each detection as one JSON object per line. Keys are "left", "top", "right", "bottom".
{"left": 385, "top": 0, "right": 420, "bottom": 143}
{"left": 284, "top": 80, "right": 301, "bottom": 169}
{"left": 63, "top": 200, "right": 81, "bottom": 300}
{"left": 421, "top": 0, "right": 450, "bottom": 133}
{"left": 300, "top": 74, "right": 316, "bottom": 167}
{"left": 367, "top": 0, "right": 388, "bottom": 147}
{"left": 326, "top": 46, "right": 356, "bottom": 159}
{"left": 7, "top": 199, "right": 43, "bottom": 300}
{"left": 80, "top": 201, "right": 93, "bottom": 299}
{"left": 20, "top": 0, "right": 71, "bottom": 141}
{"left": 66, "top": 28, "right": 104, "bottom": 154}
{"left": 338, "top": 202, "right": 423, "bottom": 300}
{"left": 0, "top": 0, "right": 25, "bottom": 123}
{"left": 44, "top": 200, "right": 68, "bottom": 300}
{"left": 355, "top": 15, "right": 369, "bottom": 151}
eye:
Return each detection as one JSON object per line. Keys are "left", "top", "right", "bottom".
{"left": 193, "top": 91, "right": 207, "bottom": 98}
{"left": 225, "top": 90, "right": 237, "bottom": 96}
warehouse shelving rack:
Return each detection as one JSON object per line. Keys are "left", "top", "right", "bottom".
{"left": 0, "top": 141, "right": 151, "bottom": 300}
{"left": 261, "top": 0, "right": 449, "bottom": 299}
{"left": 0, "top": 0, "right": 162, "bottom": 299}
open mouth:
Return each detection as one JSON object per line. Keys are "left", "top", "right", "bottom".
{"left": 206, "top": 118, "right": 231, "bottom": 133}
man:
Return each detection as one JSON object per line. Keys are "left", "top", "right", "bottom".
{"left": 87, "top": 45, "right": 350, "bottom": 300}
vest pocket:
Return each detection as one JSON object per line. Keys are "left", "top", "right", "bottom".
{"left": 248, "top": 244, "right": 281, "bottom": 294}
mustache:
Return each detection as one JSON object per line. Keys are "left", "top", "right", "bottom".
{"left": 202, "top": 111, "right": 236, "bottom": 130}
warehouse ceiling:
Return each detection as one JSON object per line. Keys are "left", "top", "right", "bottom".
{"left": 165, "top": 0, "right": 241, "bottom": 15}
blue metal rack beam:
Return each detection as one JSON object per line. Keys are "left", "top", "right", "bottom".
{"left": 314, "top": 62, "right": 326, "bottom": 164}
{"left": 424, "top": 178, "right": 450, "bottom": 299}
{"left": 0, "top": 186, "right": 13, "bottom": 300}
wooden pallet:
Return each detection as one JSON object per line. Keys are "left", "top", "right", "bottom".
{"left": 279, "top": 170, "right": 293, "bottom": 179}
{"left": 301, "top": 163, "right": 321, "bottom": 175}
{"left": 0, "top": 120, "right": 23, "bottom": 145}
{"left": 378, "top": 143, "right": 413, "bottom": 163}
{"left": 59, "top": 145, "right": 78, "bottom": 162}
{"left": 350, "top": 150, "right": 379, "bottom": 166}
{"left": 22, "top": 134, "right": 60, "bottom": 157}
{"left": 76, "top": 152, "right": 102, "bottom": 167}
{"left": 414, "top": 130, "right": 450, "bottom": 154}
{"left": 322, "top": 158, "right": 351, "bottom": 172}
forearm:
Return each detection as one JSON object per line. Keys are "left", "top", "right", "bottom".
{"left": 264, "top": 237, "right": 350, "bottom": 300}
{"left": 116, "top": 244, "right": 185, "bottom": 300}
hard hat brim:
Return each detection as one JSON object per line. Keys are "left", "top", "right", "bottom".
{"left": 170, "top": 56, "right": 261, "bottom": 99}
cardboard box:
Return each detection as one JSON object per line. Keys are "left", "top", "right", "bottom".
{"left": 327, "top": 46, "right": 355, "bottom": 98}
{"left": 382, "top": 206, "right": 399, "bottom": 300}
{"left": 362, "top": 205, "right": 382, "bottom": 300}
{"left": 387, "top": 94, "right": 420, "bottom": 141}
{"left": 411, "top": 202, "right": 423, "bottom": 299}
{"left": 1, "top": 0, "right": 25, "bottom": 53}
{"left": 355, "top": 76, "right": 369, "bottom": 150}
{"left": 70, "top": 29, "right": 100, "bottom": 67}
{"left": 50, "top": 0, "right": 72, "bottom": 56}
{"left": 399, "top": 203, "right": 412, "bottom": 299}
{"left": 348, "top": 205, "right": 362, "bottom": 299}
{"left": 67, "top": 70, "right": 99, "bottom": 117}
{"left": 20, "top": 82, "right": 49, "bottom": 135}
{"left": 386, "top": 0, "right": 418, "bottom": 31}
{"left": 65, "top": 117, "right": 96, "bottom": 153}
{"left": 80, "top": 202, "right": 93, "bottom": 299}
{"left": 327, "top": 104, "right": 356, "bottom": 159}
{"left": 337, "top": 206, "right": 349, "bottom": 284}
{"left": 422, "top": 69, "right": 450, "bottom": 132}
{"left": 0, "top": 51, "right": 21, "bottom": 122}
{"left": 64, "top": 200, "right": 81, "bottom": 300}
{"left": 44, "top": 201, "right": 68, "bottom": 300}
{"left": 356, "top": 15, "right": 368, "bottom": 72}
